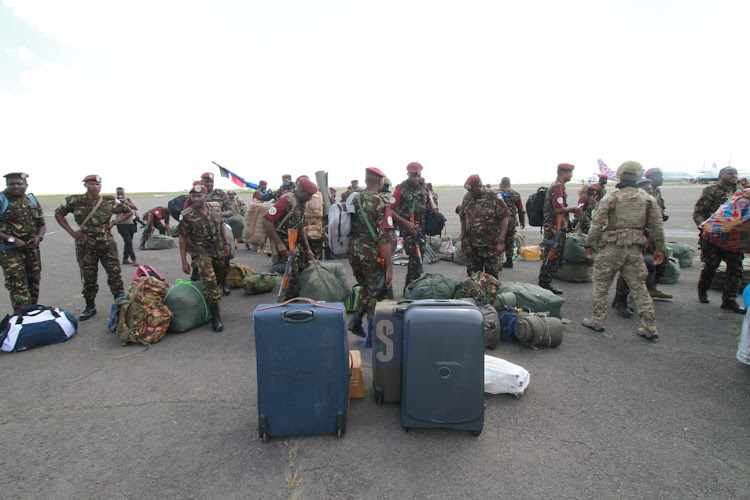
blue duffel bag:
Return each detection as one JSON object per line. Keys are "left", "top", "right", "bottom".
{"left": 0, "top": 304, "right": 78, "bottom": 353}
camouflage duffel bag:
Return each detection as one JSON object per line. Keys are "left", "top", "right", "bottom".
{"left": 243, "top": 274, "right": 277, "bottom": 295}
{"left": 226, "top": 263, "right": 256, "bottom": 288}
{"left": 164, "top": 279, "right": 211, "bottom": 333}
{"left": 452, "top": 271, "right": 499, "bottom": 305}
{"left": 115, "top": 276, "right": 173, "bottom": 345}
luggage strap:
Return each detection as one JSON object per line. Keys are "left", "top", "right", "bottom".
{"left": 164, "top": 279, "right": 209, "bottom": 318}
{"left": 256, "top": 297, "right": 345, "bottom": 313}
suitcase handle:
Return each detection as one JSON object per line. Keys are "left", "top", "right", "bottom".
{"left": 256, "top": 297, "right": 345, "bottom": 313}
{"left": 282, "top": 310, "right": 316, "bottom": 323}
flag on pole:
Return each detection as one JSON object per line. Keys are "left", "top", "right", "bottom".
{"left": 213, "top": 161, "right": 260, "bottom": 189}
{"left": 597, "top": 158, "right": 618, "bottom": 179}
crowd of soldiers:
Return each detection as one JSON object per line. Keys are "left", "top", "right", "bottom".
{"left": 0, "top": 162, "right": 747, "bottom": 344}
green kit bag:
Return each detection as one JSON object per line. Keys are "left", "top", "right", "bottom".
{"left": 146, "top": 233, "right": 175, "bottom": 250}
{"left": 555, "top": 262, "right": 593, "bottom": 283}
{"left": 665, "top": 242, "right": 697, "bottom": 268}
{"left": 298, "top": 261, "right": 351, "bottom": 302}
{"left": 224, "top": 213, "right": 245, "bottom": 243}
{"left": 659, "top": 257, "right": 680, "bottom": 285}
{"left": 495, "top": 281, "right": 565, "bottom": 319}
{"left": 403, "top": 273, "right": 458, "bottom": 300}
{"left": 452, "top": 271, "right": 499, "bottom": 305}
{"left": 163, "top": 280, "right": 211, "bottom": 333}
{"left": 243, "top": 274, "right": 277, "bottom": 295}
{"left": 562, "top": 231, "right": 588, "bottom": 263}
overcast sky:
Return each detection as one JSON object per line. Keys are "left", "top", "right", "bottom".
{"left": 1, "top": 0, "right": 748, "bottom": 195}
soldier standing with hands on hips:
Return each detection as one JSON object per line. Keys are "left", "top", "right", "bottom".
{"left": 55, "top": 175, "right": 132, "bottom": 321}
{"left": 0, "top": 172, "right": 46, "bottom": 313}
{"left": 581, "top": 161, "right": 666, "bottom": 341}
{"left": 178, "top": 184, "right": 231, "bottom": 332}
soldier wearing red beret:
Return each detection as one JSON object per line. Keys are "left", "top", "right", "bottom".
{"left": 55, "top": 175, "right": 133, "bottom": 320}
{"left": 0, "top": 173, "right": 46, "bottom": 313}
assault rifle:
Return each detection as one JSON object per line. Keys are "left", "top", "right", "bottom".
{"left": 539, "top": 214, "right": 565, "bottom": 269}
{"left": 409, "top": 213, "right": 422, "bottom": 267}
{"left": 277, "top": 228, "right": 298, "bottom": 302}
{"left": 376, "top": 242, "right": 394, "bottom": 300}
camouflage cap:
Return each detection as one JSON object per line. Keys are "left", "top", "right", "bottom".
{"left": 616, "top": 161, "right": 644, "bottom": 181}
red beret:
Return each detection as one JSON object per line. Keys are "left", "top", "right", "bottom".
{"left": 643, "top": 168, "right": 663, "bottom": 178}
{"left": 200, "top": 172, "right": 214, "bottom": 180}
{"left": 298, "top": 177, "right": 318, "bottom": 195}
{"left": 192, "top": 180, "right": 203, "bottom": 186}
{"left": 259, "top": 180, "right": 268, "bottom": 185}
{"left": 4, "top": 172, "right": 28, "bottom": 180}
{"left": 586, "top": 184, "right": 598, "bottom": 190}
{"left": 366, "top": 167, "right": 386, "bottom": 178}
{"left": 329, "top": 187, "right": 337, "bottom": 192}
{"left": 598, "top": 174, "right": 608, "bottom": 179}
{"left": 190, "top": 185, "right": 207, "bottom": 194}
{"left": 406, "top": 162, "right": 423, "bottom": 173}
{"left": 557, "top": 163, "right": 575, "bottom": 171}
{"left": 83, "top": 174, "right": 102, "bottom": 183}
{"left": 464, "top": 174, "right": 482, "bottom": 190}
{"left": 282, "top": 174, "right": 292, "bottom": 181}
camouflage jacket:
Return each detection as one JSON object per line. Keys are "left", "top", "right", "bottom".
{"left": 692, "top": 182, "right": 742, "bottom": 227}
{"left": 390, "top": 178, "right": 430, "bottom": 232}
{"left": 178, "top": 202, "right": 225, "bottom": 258}
{"left": 459, "top": 188, "right": 509, "bottom": 246}
{"left": 230, "top": 197, "right": 248, "bottom": 217}
{"left": 0, "top": 191, "right": 45, "bottom": 241}
{"left": 652, "top": 186, "right": 667, "bottom": 221}
{"left": 55, "top": 194, "right": 132, "bottom": 248}
{"left": 340, "top": 187, "right": 362, "bottom": 203}
{"left": 498, "top": 187, "right": 524, "bottom": 222}
{"left": 350, "top": 191, "right": 395, "bottom": 257}
{"left": 207, "top": 188, "right": 232, "bottom": 212}
{"left": 543, "top": 179, "right": 569, "bottom": 231}
{"left": 266, "top": 193, "right": 304, "bottom": 243}
{"left": 587, "top": 187, "right": 665, "bottom": 251}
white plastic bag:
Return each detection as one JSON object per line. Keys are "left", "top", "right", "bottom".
{"left": 484, "top": 355, "right": 530, "bottom": 396}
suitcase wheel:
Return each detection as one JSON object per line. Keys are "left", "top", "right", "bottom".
{"left": 471, "top": 429, "right": 482, "bottom": 437}
{"left": 374, "top": 387, "right": 384, "bottom": 404}
{"left": 258, "top": 414, "right": 270, "bottom": 442}
{"left": 335, "top": 412, "right": 346, "bottom": 439}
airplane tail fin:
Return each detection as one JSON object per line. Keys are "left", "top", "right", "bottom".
{"left": 597, "top": 158, "right": 618, "bottom": 179}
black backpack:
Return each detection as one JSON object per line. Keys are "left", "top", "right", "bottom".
{"left": 167, "top": 195, "right": 189, "bottom": 221}
{"left": 526, "top": 187, "right": 547, "bottom": 227}
{"left": 424, "top": 211, "right": 447, "bottom": 236}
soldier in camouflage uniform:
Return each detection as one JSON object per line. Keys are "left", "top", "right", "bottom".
{"left": 499, "top": 177, "right": 525, "bottom": 268}
{"left": 576, "top": 185, "right": 599, "bottom": 234}
{"left": 0, "top": 173, "right": 46, "bottom": 313}
{"left": 595, "top": 174, "right": 608, "bottom": 199}
{"left": 582, "top": 161, "right": 666, "bottom": 341}
{"left": 178, "top": 184, "right": 231, "bottom": 332}
{"left": 197, "top": 172, "right": 234, "bottom": 294}
{"left": 346, "top": 168, "right": 395, "bottom": 346}
{"left": 227, "top": 191, "right": 248, "bottom": 217}
{"left": 55, "top": 175, "right": 133, "bottom": 320}
{"left": 340, "top": 180, "right": 362, "bottom": 203}
{"left": 459, "top": 174, "right": 508, "bottom": 278}
{"left": 138, "top": 206, "right": 170, "bottom": 250}
{"left": 537, "top": 163, "right": 582, "bottom": 295}
{"left": 261, "top": 178, "right": 317, "bottom": 301}
{"left": 389, "top": 162, "right": 437, "bottom": 293}
{"left": 642, "top": 168, "right": 673, "bottom": 299}
{"left": 693, "top": 166, "right": 747, "bottom": 313}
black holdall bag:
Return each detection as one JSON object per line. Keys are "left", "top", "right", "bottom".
{"left": 526, "top": 187, "right": 547, "bottom": 227}
{"left": 424, "top": 211, "right": 446, "bottom": 236}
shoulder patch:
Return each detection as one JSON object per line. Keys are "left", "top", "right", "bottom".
{"left": 389, "top": 196, "right": 396, "bottom": 204}
{"left": 557, "top": 197, "right": 564, "bottom": 204}
{"left": 60, "top": 199, "right": 68, "bottom": 207}
{"left": 181, "top": 207, "right": 193, "bottom": 216}
{"left": 497, "top": 192, "right": 503, "bottom": 199}
{"left": 387, "top": 215, "right": 393, "bottom": 225}
{"left": 268, "top": 207, "right": 277, "bottom": 216}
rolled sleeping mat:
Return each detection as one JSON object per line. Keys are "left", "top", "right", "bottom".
{"left": 315, "top": 170, "right": 330, "bottom": 217}
{"left": 514, "top": 312, "right": 563, "bottom": 347}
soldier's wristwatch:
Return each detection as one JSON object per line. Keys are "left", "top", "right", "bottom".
{"left": 6, "top": 237, "right": 15, "bottom": 243}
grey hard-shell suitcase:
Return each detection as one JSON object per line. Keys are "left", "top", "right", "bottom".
{"left": 401, "top": 299, "right": 485, "bottom": 436}
{"left": 371, "top": 300, "right": 410, "bottom": 404}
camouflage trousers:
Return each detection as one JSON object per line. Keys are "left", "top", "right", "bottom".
{"left": 140, "top": 220, "right": 167, "bottom": 244}
{"left": 0, "top": 247, "right": 41, "bottom": 312}
{"left": 592, "top": 244, "right": 656, "bottom": 333}
{"left": 504, "top": 224, "right": 516, "bottom": 263}
{"left": 698, "top": 238, "right": 743, "bottom": 301}
{"left": 615, "top": 253, "right": 655, "bottom": 296}
{"left": 191, "top": 253, "right": 228, "bottom": 303}
{"left": 538, "top": 229, "right": 566, "bottom": 286}
{"left": 402, "top": 232, "right": 424, "bottom": 288}
{"left": 348, "top": 250, "right": 384, "bottom": 318}
{"left": 76, "top": 242, "right": 125, "bottom": 302}
{"left": 466, "top": 245, "right": 501, "bottom": 279}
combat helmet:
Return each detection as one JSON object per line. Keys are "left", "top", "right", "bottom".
{"left": 617, "top": 161, "right": 644, "bottom": 181}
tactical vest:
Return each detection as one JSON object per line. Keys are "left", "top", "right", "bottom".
{"left": 601, "top": 188, "right": 652, "bottom": 247}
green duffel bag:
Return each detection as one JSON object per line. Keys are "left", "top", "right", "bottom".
{"left": 495, "top": 281, "right": 565, "bottom": 318}
{"left": 222, "top": 223, "right": 236, "bottom": 260}
{"left": 224, "top": 214, "right": 245, "bottom": 243}
{"left": 514, "top": 312, "right": 564, "bottom": 347}
{"left": 555, "top": 262, "right": 593, "bottom": 283}
{"left": 147, "top": 233, "right": 175, "bottom": 250}
{"left": 243, "top": 274, "right": 277, "bottom": 294}
{"left": 169, "top": 224, "right": 179, "bottom": 237}
{"left": 404, "top": 273, "right": 459, "bottom": 300}
{"left": 343, "top": 285, "right": 361, "bottom": 312}
{"left": 298, "top": 261, "right": 350, "bottom": 302}
{"left": 659, "top": 257, "right": 680, "bottom": 285}
{"left": 666, "top": 242, "right": 697, "bottom": 268}
{"left": 562, "top": 231, "right": 588, "bottom": 263}
{"left": 164, "top": 279, "right": 211, "bottom": 333}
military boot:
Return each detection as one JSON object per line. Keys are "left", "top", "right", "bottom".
{"left": 348, "top": 307, "right": 367, "bottom": 338}
{"left": 698, "top": 286, "right": 710, "bottom": 304}
{"left": 648, "top": 283, "right": 673, "bottom": 299}
{"left": 612, "top": 290, "right": 633, "bottom": 318}
{"left": 79, "top": 299, "right": 97, "bottom": 321}
{"left": 208, "top": 302, "right": 223, "bottom": 332}
{"left": 221, "top": 280, "right": 231, "bottom": 296}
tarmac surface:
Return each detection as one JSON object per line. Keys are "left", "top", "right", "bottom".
{"left": 1, "top": 183, "right": 749, "bottom": 499}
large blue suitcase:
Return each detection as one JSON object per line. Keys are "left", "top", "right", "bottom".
{"left": 253, "top": 298, "right": 349, "bottom": 440}
{"left": 401, "top": 299, "right": 485, "bottom": 436}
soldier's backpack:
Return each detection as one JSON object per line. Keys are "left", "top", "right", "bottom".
{"left": 243, "top": 273, "right": 277, "bottom": 295}
{"left": 243, "top": 201, "right": 274, "bottom": 246}
{"left": 327, "top": 192, "right": 358, "bottom": 255}
{"left": 167, "top": 195, "right": 189, "bottom": 221}
{"left": 304, "top": 193, "right": 326, "bottom": 241}
{"left": 163, "top": 280, "right": 211, "bottom": 333}
{"left": 133, "top": 264, "right": 165, "bottom": 283}
{"left": 526, "top": 187, "right": 548, "bottom": 227}
{"left": 224, "top": 214, "right": 245, "bottom": 243}
{"left": 453, "top": 272, "right": 500, "bottom": 305}
{"left": 0, "top": 304, "right": 78, "bottom": 353}
{"left": 477, "top": 303, "right": 500, "bottom": 349}
{"left": 424, "top": 211, "right": 447, "bottom": 236}
{"left": 226, "top": 263, "right": 257, "bottom": 288}
{"left": 114, "top": 276, "right": 173, "bottom": 345}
